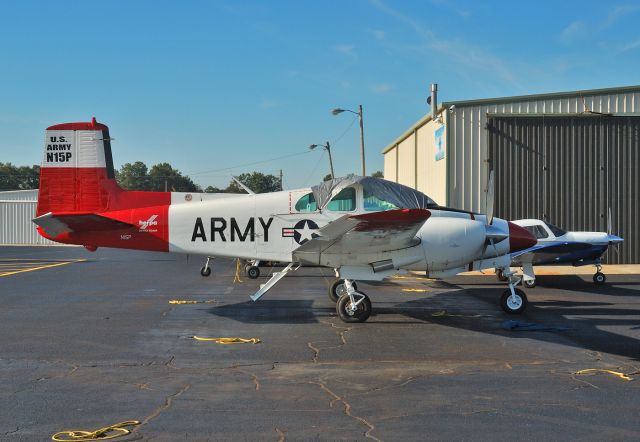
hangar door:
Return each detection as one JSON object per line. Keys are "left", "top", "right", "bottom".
{"left": 487, "top": 115, "right": 640, "bottom": 264}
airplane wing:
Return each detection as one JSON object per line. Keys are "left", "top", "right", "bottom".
{"left": 511, "top": 241, "right": 593, "bottom": 264}
{"left": 292, "top": 208, "right": 430, "bottom": 264}
{"left": 33, "top": 212, "right": 135, "bottom": 237}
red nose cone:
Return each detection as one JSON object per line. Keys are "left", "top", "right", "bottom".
{"left": 508, "top": 222, "right": 537, "bottom": 252}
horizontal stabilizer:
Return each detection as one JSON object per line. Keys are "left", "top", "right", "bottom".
{"left": 33, "top": 212, "right": 135, "bottom": 237}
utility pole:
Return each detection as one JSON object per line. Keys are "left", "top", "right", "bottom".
{"left": 358, "top": 104, "right": 365, "bottom": 176}
{"left": 326, "top": 141, "right": 335, "bottom": 180}
{"left": 279, "top": 169, "right": 283, "bottom": 191}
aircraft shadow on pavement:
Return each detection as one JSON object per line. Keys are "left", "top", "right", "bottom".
{"left": 207, "top": 299, "right": 333, "bottom": 324}
{"left": 387, "top": 285, "right": 640, "bottom": 361}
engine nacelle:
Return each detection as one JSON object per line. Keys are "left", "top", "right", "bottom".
{"left": 419, "top": 217, "right": 486, "bottom": 271}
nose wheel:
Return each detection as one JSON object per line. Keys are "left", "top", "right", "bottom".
{"left": 499, "top": 270, "right": 528, "bottom": 314}
{"left": 335, "top": 279, "right": 371, "bottom": 322}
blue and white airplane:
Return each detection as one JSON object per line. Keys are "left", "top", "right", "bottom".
{"left": 496, "top": 215, "right": 623, "bottom": 288}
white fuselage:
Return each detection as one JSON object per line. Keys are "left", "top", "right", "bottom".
{"left": 167, "top": 186, "right": 513, "bottom": 280}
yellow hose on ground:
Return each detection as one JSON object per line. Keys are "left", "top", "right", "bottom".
{"left": 574, "top": 368, "right": 634, "bottom": 381}
{"left": 169, "top": 300, "right": 217, "bottom": 304}
{"left": 51, "top": 420, "right": 140, "bottom": 441}
{"left": 233, "top": 258, "right": 243, "bottom": 283}
{"left": 191, "top": 336, "right": 261, "bottom": 344}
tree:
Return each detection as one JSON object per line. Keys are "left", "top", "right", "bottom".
{"left": 0, "top": 163, "right": 40, "bottom": 190}
{"left": 226, "top": 172, "right": 281, "bottom": 194}
{"left": 148, "top": 163, "right": 201, "bottom": 192}
{"left": 204, "top": 185, "right": 224, "bottom": 193}
{"left": 323, "top": 174, "right": 333, "bottom": 182}
{"left": 117, "top": 161, "right": 150, "bottom": 190}
{"left": 370, "top": 170, "right": 384, "bottom": 178}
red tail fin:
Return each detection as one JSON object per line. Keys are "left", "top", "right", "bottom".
{"left": 37, "top": 118, "right": 170, "bottom": 216}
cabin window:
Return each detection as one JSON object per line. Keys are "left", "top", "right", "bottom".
{"left": 295, "top": 192, "right": 317, "bottom": 212}
{"left": 523, "top": 225, "right": 549, "bottom": 239}
{"left": 364, "top": 188, "right": 399, "bottom": 211}
{"left": 327, "top": 187, "right": 356, "bottom": 212}
{"left": 545, "top": 222, "right": 567, "bottom": 237}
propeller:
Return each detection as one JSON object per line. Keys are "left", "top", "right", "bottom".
{"left": 484, "top": 170, "right": 495, "bottom": 226}
{"left": 607, "top": 207, "right": 612, "bottom": 236}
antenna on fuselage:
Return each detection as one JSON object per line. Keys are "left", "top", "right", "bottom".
{"left": 232, "top": 177, "right": 256, "bottom": 195}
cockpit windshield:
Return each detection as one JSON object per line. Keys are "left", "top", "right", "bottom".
{"left": 364, "top": 188, "right": 399, "bottom": 211}
{"left": 545, "top": 222, "right": 567, "bottom": 237}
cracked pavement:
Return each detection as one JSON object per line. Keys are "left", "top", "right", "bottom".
{"left": 1, "top": 247, "right": 639, "bottom": 441}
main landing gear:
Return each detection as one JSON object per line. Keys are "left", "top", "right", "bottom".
{"left": 328, "top": 279, "right": 358, "bottom": 302}
{"left": 499, "top": 269, "right": 528, "bottom": 314}
{"left": 245, "top": 260, "right": 261, "bottom": 279}
{"left": 335, "top": 279, "right": 371, "bottom": 323}
{"left": 200, "top": 256, "right": 214, "bottom": 277}
{"left": 593, "top": 263, "right": 606, "bottom": 285}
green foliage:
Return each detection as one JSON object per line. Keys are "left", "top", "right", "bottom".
{"left": 370, "top": 170, "right": 384, "bottom": 178}
{"left": 116, "top": 161, "right": 201, "bottom": 192}
{"left": 227, "top": 172, "right": 282, "bottom": 194}
{"left": 0, "top": 163, "right": 40, "bottom": 190}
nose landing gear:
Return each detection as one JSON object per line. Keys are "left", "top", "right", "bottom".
{"left": 200, "top": 256, "right": 214, "bottom": 277}
{"left": 593, "top": 264, "right": 606, "bottom": 285}
{"left": 499, "top": 270, "right": 528, "bottom": 314}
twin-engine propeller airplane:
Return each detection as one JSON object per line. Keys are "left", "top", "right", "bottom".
{"left": 34, "top": 119, "right": 536, "bottom": 322}
{"left": 495, "top": 217, "right": 624, "bottom": 288}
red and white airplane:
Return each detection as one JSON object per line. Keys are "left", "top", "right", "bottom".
{"left": 34, "top": 119, "right": 536, "bottom": 322}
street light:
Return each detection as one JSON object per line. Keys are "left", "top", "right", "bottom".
{"left": 331, "top": 104, "right": 365, "bottom": 176}
{"left": 309, "top": 141, "right": 334, "bottom": 180}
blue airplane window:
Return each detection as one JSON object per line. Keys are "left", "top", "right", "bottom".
{"left": 295, "top": 192, "right": 317, "bottom": 212}
{"left": 545, "top": 222, "right": 567, "bottom": 237}
{"left": 364, "top": 188, "right": 398, "bottom": 211}
{"left": 327, "top": 187, "right": 356, "bottom": 211}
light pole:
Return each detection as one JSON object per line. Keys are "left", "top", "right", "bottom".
{"left": 331, "top": 105, "right": 365, "bottom": 176}
{"left": 309, "top": 141, "right": 334, "bottom": 180}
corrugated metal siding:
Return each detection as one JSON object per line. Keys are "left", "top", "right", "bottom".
{"left": 447, "top": 90, "right": 640, "bottom": 212}
{"left": 0, "top": 190, "right": 39, "bottom": 201}
{"left": 488, "top": 115, "right": 639, "bottom": 264}
{"left": 0, "top": 200, "right": 57, "bottom": 245}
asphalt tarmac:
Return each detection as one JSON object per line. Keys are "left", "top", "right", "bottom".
{"left": 1, "top": 246, "right": 639, "bottom": 441}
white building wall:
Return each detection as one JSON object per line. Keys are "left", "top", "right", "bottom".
{"left": 0, "top": 190, "right": 57, "bottom": 245}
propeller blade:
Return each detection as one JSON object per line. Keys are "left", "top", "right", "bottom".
{"left": 607, "top": 207, "right": 612, "bottom": 236}
{"left": 484, "top": 170, "right": 495, "bottom": 225}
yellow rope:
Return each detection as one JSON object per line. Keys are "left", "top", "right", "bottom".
{"left": 574, "top": 368, "right": 634, "bottom": 381}
{"left": 191, "top": 336, "right": 261, "bottom": 344}
{"left": 401, "top": 288, "right": 430, "bottom": 293}
{"left": 233, "top": 258, "right": 243, "bottom": 283}
{"left": 51, "top": 420, "right": 140, "bottom": 441}
{"left": 169, "top": 300, "right": 217, "bottom": 304}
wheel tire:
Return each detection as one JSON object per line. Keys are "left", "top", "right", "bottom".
{"left": 247, "top": 266, "right": 260, "bottom": 279}
{"left": 328, "top": 279, "right": 357, "bottom": 303}
{"left": 336, "top": 292, "right": 371, "bottom": 323}
{"left": 523, "top": 279, "right": 536, "bottom": 288}
{"left": 200, "top": 266, "right": 211, "bottom": 277}
{"left": 593, "top": 272, "right": 606, "bottom": 285}
{"left": 500, "top": 288, "right": 528, "bottom": 314}
{"left": 496, "top": 269, "right": 508, "bottom": 282}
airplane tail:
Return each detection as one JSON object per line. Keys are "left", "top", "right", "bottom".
{"left": 35, "top": 118, "right": 171, "bottom": 251}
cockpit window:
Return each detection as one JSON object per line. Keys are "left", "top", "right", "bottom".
{"left": 327, "top": 187, "right": 356, "bottom": 212}
{"left": 364, "top": 188, "right": 399, "bottom": 211}
{"left": 524, "top": 225, "right": 549, "bottom": 239}
{"left": 545, "top": 222, "right": 567, "bottom": 237}
{"left": 295, "top": 192, "right": 317, "bottom": 212}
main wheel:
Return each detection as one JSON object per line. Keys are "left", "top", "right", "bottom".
{"left": 500, "top": 288, "right": 527, "bottom": 314}
{"left": 200, "top": 266, "right": 211, "bottom": 277}
{"left": 523, "top": 279, "right": 536, "bottom": 288}
{"left": 496, "top": 269, "right": 508, "bottom": 282}
{"left": 328, "top": 279, "right": 357, "bottom": 303}
{"left": 593, "top": 272, "right": 606, "bottom": 285}
{"left": 336, "top": 292, "right": 371, "bottom": 323}
{"left": 247, "top": 266, "right": 260, "bottom": 279}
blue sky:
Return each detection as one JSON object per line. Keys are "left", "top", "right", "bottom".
{"left": 1, "top": 0, "right": 640, "bottom": 189}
